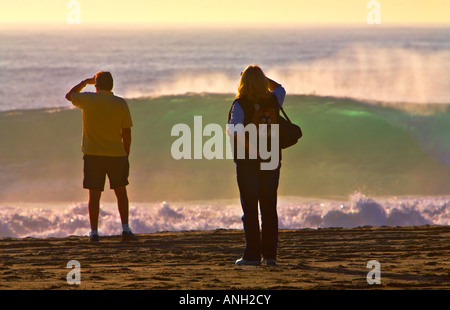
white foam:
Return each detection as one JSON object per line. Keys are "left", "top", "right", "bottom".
{"left": 0, "top": 193, "right": 448, "bottom": 238}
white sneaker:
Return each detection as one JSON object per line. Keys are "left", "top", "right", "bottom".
{"left": 235, "top": 258, "right": 261, "bottom": 266}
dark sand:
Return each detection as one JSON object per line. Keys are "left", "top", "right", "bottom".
{"left": 0, "top": 226, "right": 449, "bottom": 290}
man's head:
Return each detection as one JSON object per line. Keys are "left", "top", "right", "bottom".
{"left": 95, "top": 71, "right": 114, "bottom": 91}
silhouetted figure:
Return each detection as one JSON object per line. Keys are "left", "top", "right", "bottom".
{"left": 65, "top": 71, "right": 137, "bottom": 242}
{"left": 228, "top": 65, "right": 286, "bottom": 265}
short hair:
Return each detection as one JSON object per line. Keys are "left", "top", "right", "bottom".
{"left": 95, "top": 71, "right": 114, "bottom": 91}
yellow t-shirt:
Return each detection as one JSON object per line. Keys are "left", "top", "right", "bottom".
{"left": 71, "top": 90, "right": 133, "bottom": 157}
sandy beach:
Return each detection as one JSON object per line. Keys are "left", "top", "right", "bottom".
{"left": 0, "top": 225, "right": 449, "bottom": 290}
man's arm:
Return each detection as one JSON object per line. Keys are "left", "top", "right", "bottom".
{"left": 121, "top": 128, "right": 132, "bottom": 156}
{"left": 65, "top": 77, "right": 96, "bottom": 102}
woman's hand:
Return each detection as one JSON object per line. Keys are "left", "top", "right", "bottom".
{"left": 267, "top": 77, "right": 281, "bottom": 91}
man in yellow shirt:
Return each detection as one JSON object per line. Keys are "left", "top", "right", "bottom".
{"left": 66, "top": 71, "right": 137, "bottom": 242}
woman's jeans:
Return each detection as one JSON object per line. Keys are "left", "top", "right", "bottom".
{"left": 236, "top": 162, "right": 280, "bottom": 261}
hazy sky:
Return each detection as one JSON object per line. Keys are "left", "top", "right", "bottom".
{"left": 1, "top": 0, "right": 449, "bottom": 25}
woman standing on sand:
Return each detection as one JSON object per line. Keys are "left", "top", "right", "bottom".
{"left": 228, "top": 65, "right": 286, "bottom": 266}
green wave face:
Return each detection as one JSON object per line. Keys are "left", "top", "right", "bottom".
{"left": 1, "top": 94, "right": 449, "bottom": 202}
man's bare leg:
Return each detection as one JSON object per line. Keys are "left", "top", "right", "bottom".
{"left": 114, "top": 186, "right": 138, "bottom": 241}
{"left": 114, "top": 186, "right": 129, "bottom": 226}
{"left": 88, "top": 189, "right": 102, "bottom": 231}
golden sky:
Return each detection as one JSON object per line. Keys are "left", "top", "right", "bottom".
{"left": 0, "top": 0, "right": 448, "bottom": 25}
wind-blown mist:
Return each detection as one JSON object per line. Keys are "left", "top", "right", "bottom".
{"left": 142, "top": 46, "right": 450, "bottom": 104}
{"left": 272, "top": 47, "right": 450, "bottom": 104}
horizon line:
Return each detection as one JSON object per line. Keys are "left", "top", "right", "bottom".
{"left": 1, "top": 21, "right": 449, "bottom": 29}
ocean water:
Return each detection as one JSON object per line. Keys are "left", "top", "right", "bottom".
{"left": 1, "top": 25, "right": 449, "bottom": 111}
{"left": 0, "top": 25, "right": 449, "bottom": 237}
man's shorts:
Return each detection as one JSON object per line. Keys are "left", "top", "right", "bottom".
{"left": 83, "top": 155, "right": 129, "bottom": 191}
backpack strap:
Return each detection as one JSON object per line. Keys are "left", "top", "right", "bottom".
{"left": 278, "top": 104, "right": 292, "bottom": 123}
{"left": 270, "top": 93, "right": 292, "bottom": 124}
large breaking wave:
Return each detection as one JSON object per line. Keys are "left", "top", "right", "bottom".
{"left": 1, "top": 94, "right": 449, "bottom": 203}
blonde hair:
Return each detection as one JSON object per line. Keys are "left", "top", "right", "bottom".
{"left": 236, "top": 65, "right": 269, "bottom": 101}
